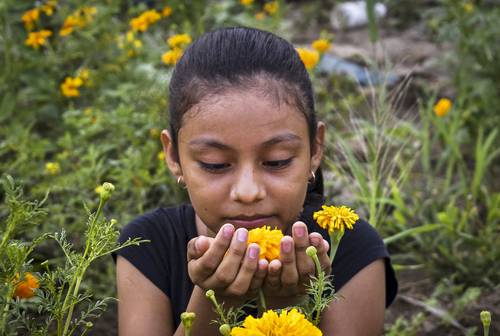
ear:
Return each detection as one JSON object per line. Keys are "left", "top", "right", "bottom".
{"left": 160, "top": 129, "right": 183, "bottom": 178}
{"left": 310, "top": 121, "right": 325, "bottom": 172}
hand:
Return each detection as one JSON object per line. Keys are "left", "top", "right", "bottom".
{"left": 263, "top": 222, "right": 331, "bottom": 299}
{"left": 187, "top": 224, "right": 268, "bottom": 298}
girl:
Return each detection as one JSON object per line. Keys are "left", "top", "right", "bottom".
{"left": 116, "top": 27, "right": 397, "bottom": 335}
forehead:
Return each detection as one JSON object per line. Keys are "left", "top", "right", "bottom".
{"left": 178, "top": 90, "right": 309, "bottom": 148}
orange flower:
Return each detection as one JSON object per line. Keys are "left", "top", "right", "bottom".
{"left": 13, "top": 273, "right": 40, "bottom": 299}
{"left": 21, "top": 8, "right": 40, "bottom": 31}
{"left": 433, "top": 98, "right": 452, "bottom": 117}
{"left": 296, "top": 48, "right": 319, "bottom": 70}
{"left": 247, "top": 226, "right": 283, "bottom": 261}
{"left": 25, "top": 29, "right": 52, "bottom": 49}
{"left": 162, "top": 48, "right": 184, "bottom": 66}
{"left": 312, "top": 39, "right": 331, "bottom": 54}
{"left": 162, "top": 6, "right": 173, "bottom": 17}
{"left": 60, "top": 76, "right": 83, "bottom": 97}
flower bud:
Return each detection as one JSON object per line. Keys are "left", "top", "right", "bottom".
{"left": 98, "top": 182, "right": 115, "bottom": 201}
{"left": 219, "top": 324, "right": 231, "bottom": 336}
{"left": 180, "top": 312, "right": 196, "bottom": 331}
{"left": 85, "top": 321, "right": 93, "bottom": 328}
{"left": 205, "top": 289, "right": 215, "bottom": 299}
{"left": 306, "top": 246, "right": 317, "bottom": 258}
{"left": 480, "top": 310, "right": 491, "bottom": 328}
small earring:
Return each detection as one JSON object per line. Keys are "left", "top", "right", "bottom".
{"left": 176, "top": 176, "right": 187, "bottom": 189}
{"left": 309, "top": 170, "right": 316, "bottom": 184}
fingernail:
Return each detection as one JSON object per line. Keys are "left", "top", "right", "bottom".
{"left": 222, "top": 225, "right": 234, "bottom": 239}
{"left": 237, "top": 229, "right": 248, "bottom": 242}
{"left": 294, "top": 225, "right": 305, "bottom": 238}
{"left": 282, "top": 240, "right": 292, "bottom": 253}
{"left": 249, "top": 245, "right": 259, "bottom": 259}
{"left": 311, "top": 236, "right": 321, "bottom": 247}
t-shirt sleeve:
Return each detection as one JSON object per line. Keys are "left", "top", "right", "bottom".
{"left": 114, "top": 210, "right": 171, "bottom": 298}
{"left": 331, "top": 219, "right": 398, "bottom": 307}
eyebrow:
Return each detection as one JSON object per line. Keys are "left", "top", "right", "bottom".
{"left": 188, "top": 133, "right": 302, "bottom": 150}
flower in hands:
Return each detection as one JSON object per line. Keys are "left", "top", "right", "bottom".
{"left": 247, "top": 226, "right": 283, "bottom": 261}
{"left": 313, "top": 205, "right": 358, "bottom": 235}
{"left": 230, "top": 308, "right": 322, "bottom": 336}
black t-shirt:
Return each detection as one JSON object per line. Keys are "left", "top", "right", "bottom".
{"left": 115, "top": 203, "right": 398, "bottom": 329}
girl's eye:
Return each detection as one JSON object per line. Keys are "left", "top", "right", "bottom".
{"left": 198, "top": 161, "right": 231, "bottom": 172}
{"left": 263, "top": 158, "right": 293, "bottom": 169}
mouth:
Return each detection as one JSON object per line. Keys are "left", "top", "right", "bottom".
{"left": 226, "top": 215, "right": 275, "bottom": 229}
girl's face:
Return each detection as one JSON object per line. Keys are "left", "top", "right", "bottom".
{"left": 162, "top": 89, "right": 324, "bottom": 236}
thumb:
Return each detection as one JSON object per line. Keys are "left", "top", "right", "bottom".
{"left": 187, "top": 236, "right": 211, "bottom": 260}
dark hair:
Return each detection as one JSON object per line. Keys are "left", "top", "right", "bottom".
{"left": 168, "top": 26, "right": 324, "bottom": 199}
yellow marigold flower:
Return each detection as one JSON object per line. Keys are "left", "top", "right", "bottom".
{"left": 41, "top": 1, "right": 58, "bottom": 16}
{"left": 231, "top": 308, "right": 322, "bottom": 336}
{"left": 149, "top": 128, "right": 161, "bottom": 138}
{"left": 45, "top": 162, "right": 61, "bottom": 175}
{"left": 463, "top": 2, "right": 474, "bottom": 13}
{"left": 60, "top": 76, "right": 83, "bottom": 98}
{"left": 296, "top": 48, "right": 319, "bottom": 70}
{"left": 133, "top": 39, "right": 142, "bottom": 49}
{"left": 162, "top": 48, "right": 184, "bottom": 66}
{"left": 95, "top": 185, "right": 104, "bottom": 195}
{"left": 255, "top": 11, "right": 266, "bottom": 20}
{"left": 240, "top": 0, "right": 254, "bottom": 6}
{"left": 126, "top": 30, "right": 135, "bottom": 42}
{"left": 157, "top": 151, "right": 165, "bottom": 161}
{"left": 247, "top": 226, "right": 283, "bottom": 261}
{"left": 167, "top": 33, "right": 192, "bottom": 49}
{"left": 59, "top": 15, "right": 79, "bottom": 36}
{"left": 162, "top": 6, "right": 173, "bottom": 17}
{"left": 13, "top": 273, "right": 40, "bottom": 299}
{"left": 433, "top": 98, "right": 452, "bottom": 117}
{"left": 313, "top": 205, "right": 359, "bottom": 234}
{"left": 25, "top": 29, "right": 52, "bottom": 49}
{"left": 21, "top": 8, "right": 40, "bottom": 31}
{"left": 312, "top": 39, "right": 331, "bottom": 54}
{"left": 263, "top": 1, "right": 279, "bottom": 15}
{"left": 130, "top": 9, "right": 161, "bottom": 32}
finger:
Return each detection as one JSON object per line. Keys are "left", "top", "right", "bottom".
{"left": 188, "top": 224, "right": 235, "bottom": 282}
{"left": 249, "top": 259, "right": 269, "bottom": 292}
{"left": 292, "top": 222, "right": 315, "bottom": 283}
{"left": 310, "top": 233, "right": 331, "bottom": 275}
{"left": 224, "top": 243, "right": 260, "bottom": 296}
{"left": 264, "top": 259, "right": 281, "bottom": 290}
{"left": 204, "top": 228, "right": 248, "bottom": 288}
{"left": 279, "top": 236, "right": 299, "bottom": 290}
{"left": 187, "top": 236, "right": 211, "bottom": 261}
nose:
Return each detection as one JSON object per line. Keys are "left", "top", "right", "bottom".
{"left": 230, "top": 166, "right": 266, "bottom": 203}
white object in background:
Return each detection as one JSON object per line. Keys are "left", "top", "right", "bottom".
{"left": 330, "top": 1, "right": 387, "bottom": 30}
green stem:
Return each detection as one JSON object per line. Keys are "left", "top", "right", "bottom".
{"left": 0, "top": 290, "right": 12, "bottom": 334}
{"left": 62, "top": 269, "right": 86, "bottom": 336}
{"left": 484, "top": 325, "right": 489, "bottom": 336}
{"left": 311, "top": 253, "right": 324, "bottom": 326}
{"left": 258, "top": 289, "right": 266, "bottom": 316}
{"left": 60, "top": 199, "right": 104, "bottom": 335}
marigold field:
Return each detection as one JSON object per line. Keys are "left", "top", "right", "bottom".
{"left": 1, "top": 0, "right": 499, "bottom": 335}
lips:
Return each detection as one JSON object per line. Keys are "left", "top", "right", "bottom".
{"left": 226, "top": 215, "right": 274, "bottom": 229}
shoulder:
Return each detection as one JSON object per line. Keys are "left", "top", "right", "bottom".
{"left": 114, "top": 203, "right": 197, "bottom": 298}
{"left": 334, "top": 219, "right": 398, "bottom": 307}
